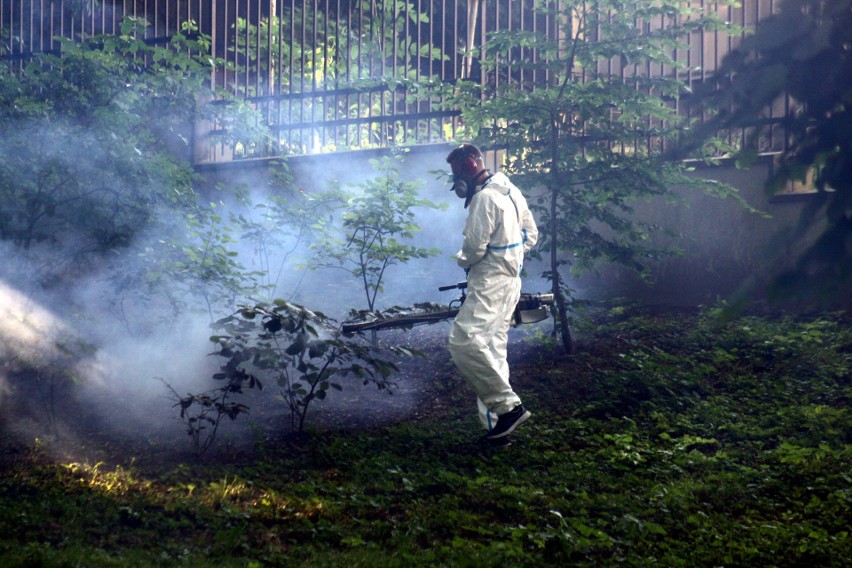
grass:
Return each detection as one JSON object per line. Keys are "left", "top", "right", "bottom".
{"left": 1, "top": 305, "right": 850, "bottom": 566}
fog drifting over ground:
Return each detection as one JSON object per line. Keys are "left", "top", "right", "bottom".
{"left": 0, "top": 146, "right": 554, "bottom": 457}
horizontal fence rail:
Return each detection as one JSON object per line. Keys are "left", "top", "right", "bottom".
{"left": 2, "top": 0, "right": 785, "bottom": 164}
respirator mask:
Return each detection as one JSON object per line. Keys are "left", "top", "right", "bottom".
{"left": 450, "top": 169, "right": 488, "bottom": 202}
{"left": 451, "top": 175, "right": 469, "bottom": 199}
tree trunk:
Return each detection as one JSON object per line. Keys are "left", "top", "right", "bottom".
{"left": 549, "top": 188, "right": 573, "bottom": 354}
{"left": 549, "top": 114, "right": 573, "bottom": 353}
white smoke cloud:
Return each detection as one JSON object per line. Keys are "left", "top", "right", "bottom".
{"left": 0, "top": 144, "right": 558, "bottom": 458}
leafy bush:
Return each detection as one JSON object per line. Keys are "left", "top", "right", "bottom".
{"left": 207, "top": 300, "right": 413, "bottom": 435}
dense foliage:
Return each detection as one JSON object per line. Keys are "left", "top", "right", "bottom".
{"left": 1, "top": 308, "right": 848, "bottom": 566}
{"left": 0, "top": 19, "right": 206, "bottom": 278}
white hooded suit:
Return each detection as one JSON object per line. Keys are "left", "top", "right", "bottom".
{"left": 448, "top": 171, "right": 538, "bottom": 430}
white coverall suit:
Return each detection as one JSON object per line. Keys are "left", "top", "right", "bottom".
{"left": 448, "top": 172, "right": 538, "bottom": 430}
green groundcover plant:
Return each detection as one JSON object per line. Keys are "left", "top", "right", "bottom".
{"left": 0, "top": 306, "right": 849, "bottom": 566}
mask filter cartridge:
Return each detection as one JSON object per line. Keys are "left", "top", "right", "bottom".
{"left": 451, "top": 176, "right": 469, "bottom": 199}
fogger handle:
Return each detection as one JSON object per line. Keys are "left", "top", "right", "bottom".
{"left": 438, "top": 281, "right": 468, "bottom": 292}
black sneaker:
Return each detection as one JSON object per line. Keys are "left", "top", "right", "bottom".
{"left": 479, "top": 434, "right": 512, "bottom": 448}
{"left": 483, "top": 405, "right": 531, "bottom": 440}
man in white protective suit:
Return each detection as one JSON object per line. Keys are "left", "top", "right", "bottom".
{"left": 445, "top": 144, "right": 538, "bottom": 443}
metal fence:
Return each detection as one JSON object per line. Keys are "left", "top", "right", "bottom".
{"left": 2, "top": 0, "right": 784, "bottom": 164}
{"left": 199, "top": 1, "right": 566, "bottom": 162}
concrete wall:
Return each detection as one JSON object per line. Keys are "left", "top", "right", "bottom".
{"left": 571, "top": 156, "right": 821, "bottom": 306}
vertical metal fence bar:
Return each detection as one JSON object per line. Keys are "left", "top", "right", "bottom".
{"left": 10, "top": 0, "right": 16, "bottom": 58}
{"left": 522, "top": 0, "right": 527, "bottom": 90}
{"left": 504, "top": 2, "right": 515, "bottom": 87}
{"left": 686, "top": 2, "right": 695, "bottom": 138}
{"left": 359, "top": 1, "right": 375, "bottom": 148}
{"left": 379, "top": 0, "right": 386, "bottom": 145}
{"left": 373, "top": 0, "right": 377, "bottom": 147}
{"left": 405, "top": 0, "right": 412, "bottom": 143}
{"left": 413, "top": 0, "right": 420, "bottom": 143}
{"left": 546, "top": 0, "right": 553, "bottom": 87}
{"left": 766, "top": 0, "right": 775, "bottom": 151}
{"left": 288, "top": 0, "right": 294, "bottom": 151}
{"left": 778, "top": 0, "right": 790, "bottom": 155}
{"left": 39, "top": 0, "right": 46, "bottom": 52}
{"left": 17, "top": 0, "right": 22, "bottom": 57}
{"left": 390, "top": 0, "right": 397, "bottom": 144}
{"left": 494, "top": 0, "right": 500, "bottom": 93}
{"left": 750, "top": 0, "right": 759, "bottom": 150}
{"left": 69, "top": 2, "right": 75, "bottom": 51}
{"left": 59, "top": 0, "right": 65, "bottom": 59}
{"left": 441, "top": 0, "right": 452, "bottom": 138}
{"left": 367, "top": 0, "right": 372, "bottom": 148}
{"left": 1, "top": 0, "right": 6, "bottom": 63}
{"left": 605, "top": 4, "right": 614, "bottom": 155}
{"left": 371, "top": 0, "right": 388, "bottom": 147}
{"left": 654, "top": 10, "right": 662, "bottom": 154}
{"left": 617, "top": 6, "right": 627, "bottom": 157}
{"left": 142, "top": 0, "right": 147, "bottom": 63}
{"left": 333, "top": 0, "right": 339, "bottom": 150}
{"left": 311, "top": 0, "right": 318, "bottom": 152}
{"left": 532, "top": 0, "right": 547, "bottom": 86}
{"left": 479, "top": 0, "right": 485, "bottom": 89}
{"left": 230, "top": 0, "right": 237, "bottom": 97}
{"left": 451, "top": 0, "right": 458, "bottom": 80}
{"left": 728, "top": 0, "right": 739, "bottom": 150}
{"left": 427, "top": 0, "right": 434, "bottom": 142}
{"left": 646, "top": 11, "right": 653, "bottom": 154}
{"left": 322, "top": 0, "right": 329, "bottom": 150}
{"left": 1, "top": 0, "right": 5, "bottom": 61}
{"left": 28, "top": 0, "right": 33, "bottom": 54}
{"left": 243, "top": 0, "right": 250, "bottom": 98}
{"left": 299, "top": 1, "right": 306, "bottom": 150}
{"left": 412, "top": 0, "right": 428, "bottom": 144}
{"left": 677, "top": 2, "right": 688, "bottom": 133}
{"left": 222, "top": 0, "right": 230, "bottom": 94}
{"left": 255, "top": 0, "right": 261, "bottom": 98}
{"left": 259, "top": 0, "right": 267, "bottom": 156}
{"left": 357, "top": 0, "right": 363, "bottom": 147}
{"left": 344, "top": 1, "right": 350, "bottom": 148}
{"left": 265, "top": 0, "right": 272, "bottom": 155}
{"left": 275, "top": 0, "right": 283, "bottom": 153}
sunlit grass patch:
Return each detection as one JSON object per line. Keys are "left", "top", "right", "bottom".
{"left": 62, "top": 461, "right": 153, "bottom": 497}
